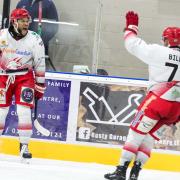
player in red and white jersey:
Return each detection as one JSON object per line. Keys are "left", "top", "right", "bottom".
{"left": 124, "top": 19, "right": 180, "bottom": 102}
{"left": 105, "top": 11, "right": 180, "bottom": 180}
{"left": 0, "top": 8, "right": 46, "bottom": 160}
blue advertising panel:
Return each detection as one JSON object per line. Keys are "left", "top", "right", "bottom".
{"left": 3, "top": 79, "right": 71, "bottom": 141}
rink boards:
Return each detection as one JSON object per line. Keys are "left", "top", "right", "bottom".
{"left": 0, "top": 72, "right": 180, "bottom": 172}
{"left": 0, "top": 137, "right": 180, "bottom": 172}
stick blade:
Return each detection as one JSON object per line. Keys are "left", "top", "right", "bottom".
{"left": 34, "top": 119, "right": 50, "bottom": 136}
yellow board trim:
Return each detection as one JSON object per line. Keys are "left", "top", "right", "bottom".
{"left": 0, "top": 137, "right": 180, "bottom": 172}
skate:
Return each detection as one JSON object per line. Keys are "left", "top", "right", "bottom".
{"left": 20, "top": 143, "right": 32, "bottom": 163}
{"left": 104, "top": 161, "right": 130, "bottom": 180}
{"left": 128, "top": 161, "right": 142, "bottom": 180}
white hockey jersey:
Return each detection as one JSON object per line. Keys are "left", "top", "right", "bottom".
{"left": 0, "top": 29, "right": 45, "bottom": 84}
{"left": 124, "top": 31, "right": 180, "bottom": 102}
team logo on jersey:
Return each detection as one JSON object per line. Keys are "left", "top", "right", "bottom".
{"left": 21, "top": 87, "right": 34, "bottom": 104}
{"left": 0, "top": 40, "right": 8, "bottom": 47}
{"left": 1, "top": 40, "right": 6, "bottom": 45}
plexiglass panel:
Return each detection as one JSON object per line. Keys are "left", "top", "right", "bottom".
{"left": 1, "top": 0, "right": 180, "bottom": 78}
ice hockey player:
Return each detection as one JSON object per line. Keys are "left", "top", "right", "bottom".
{"left": 104, "top": 11, "right": 180, "bottom": 180}
{"left": 0, "top": 8, "right": 46, "bottom": 160}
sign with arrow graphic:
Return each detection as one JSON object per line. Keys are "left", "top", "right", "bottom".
{"left": 76, "top": 82, "right": 146, "bottom": 145}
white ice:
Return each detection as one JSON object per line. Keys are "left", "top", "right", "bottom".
{"left": 0, "top": 154, "right": 179, "bottom": 180}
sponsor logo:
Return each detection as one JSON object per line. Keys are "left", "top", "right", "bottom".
{"left": 83, "top": 87, "right": 143, "bottom": 126}
{"left": 155, "top": 126, "right": 167, "bottom": 137}
{"left": 142, "top": 120, "right": 155, "bottom": 129}
{"left": 16, "top": 49, "right": 32, "bottom": 56}
{"left": 2, "top": 48, "right": 32, "bottom": 56}
{"left": 131, "top": 110, "right": 144, "bottom": 127}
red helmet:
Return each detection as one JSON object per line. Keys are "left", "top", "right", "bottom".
{"left": 10, "top": 8, "right": 31, "bottom": 22}
{"left": 162, "top": 27, "right": 180, "bottom": 46}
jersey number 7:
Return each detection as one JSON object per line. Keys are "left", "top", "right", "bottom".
{"left": 165, "top": 62, "right": 178, "bottom": 82}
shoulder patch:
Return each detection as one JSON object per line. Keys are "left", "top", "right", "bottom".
{"left": 31, "top": 31, "right": 38, "bottom": 36}
{"left": 31, "top": 31, "right": 41, "bottom": 41}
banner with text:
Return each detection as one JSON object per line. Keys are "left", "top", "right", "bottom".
{"left": 4, "top": 79, "right": 71, "bottom": 141}
{"left": 76, "top": 81, "right": 180, "bottom": 151}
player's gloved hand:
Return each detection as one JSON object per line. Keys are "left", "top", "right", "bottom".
{"left": 35, "top": 83, "right": 46, "bottom": 100}
{"left": 124, "top": 11, "right": 139, "bottom": 34}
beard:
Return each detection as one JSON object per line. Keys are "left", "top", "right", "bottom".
{"left": 18, "top": 27, "right": 28, "bottom": 36}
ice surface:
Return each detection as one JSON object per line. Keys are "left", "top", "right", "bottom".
{"left": 0, "top": 154, "right": 179, "bottom": 180}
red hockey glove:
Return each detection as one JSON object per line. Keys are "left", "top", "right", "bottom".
{"left": 35, "top": 83, "right": 46, "bottom": 100}
{"left": 125, "top": 11, "right": 139, "bottom": 34}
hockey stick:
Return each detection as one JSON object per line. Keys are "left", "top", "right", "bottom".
{"left": 37, "top": 0, "right": 42, "bottom": 36}
{"left": 33, "top": 1, "right": 50, "bottom": 136}
{"left": 33, "top": 98, "right": 50, "bottom": 136}
{"left": 33, "top": 2, "right": 50, "bottom": 136}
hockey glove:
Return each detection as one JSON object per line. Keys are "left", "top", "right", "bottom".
{"left": 125, "top": 11, "right": 139, "bottom": 34}
{"left": 35, "top": 83, "right": 46, "bottom": 100}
